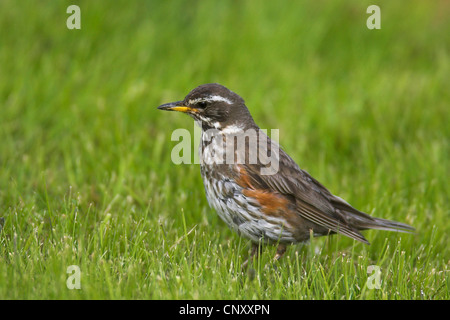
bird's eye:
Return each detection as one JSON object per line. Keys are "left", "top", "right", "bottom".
{"left": 197, "top": 101, "right": 207, "bottom": 109}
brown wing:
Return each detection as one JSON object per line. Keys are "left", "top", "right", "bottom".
{"left": 239, "top": 133, "right": 371, "bottom": 244}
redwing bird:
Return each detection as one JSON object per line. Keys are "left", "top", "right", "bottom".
{"left": 158, "top": 83, "right": 414, "bottom": 265}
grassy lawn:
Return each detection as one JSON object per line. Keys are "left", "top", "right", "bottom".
{"left": 0, "top": 0, "right": 448, "bottom": 299}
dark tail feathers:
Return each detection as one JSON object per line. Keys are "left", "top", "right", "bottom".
{"left": 360, "top": 217, "right": 415, "bottom": 234}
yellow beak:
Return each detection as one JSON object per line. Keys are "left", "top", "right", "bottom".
{"left": 157, "top": 101, "right": 198, "bottom": 113}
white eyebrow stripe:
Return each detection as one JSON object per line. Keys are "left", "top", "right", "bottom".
{"left": 209, "top": 95, "right": 232, "bottom": 104}
{"left": 188, "top": 98, "right": 203, "bottom": 105}
{"left": 188, "top": 95, "right": 232, "bottom": 105}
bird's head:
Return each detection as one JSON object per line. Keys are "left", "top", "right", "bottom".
{"left": 158, "top": 83, "right": 255, "bottom": 130}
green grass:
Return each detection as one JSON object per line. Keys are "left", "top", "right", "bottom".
{"left": 0, "top": 0, "right": 448, "bottom": 299}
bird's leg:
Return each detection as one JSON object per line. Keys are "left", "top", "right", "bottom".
{"left": 242, "top": 243, "right": 261, "bottom": 270}
{"left": 273, "top": 243, "right": 287, "bottom": 261}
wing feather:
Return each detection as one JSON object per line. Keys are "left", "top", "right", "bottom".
{"left": 241, "top": 136, "right": 369, "bottom": 243}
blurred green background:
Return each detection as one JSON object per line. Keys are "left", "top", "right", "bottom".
{"left": 0, "top": 0, "right": 448, "bottom": 299}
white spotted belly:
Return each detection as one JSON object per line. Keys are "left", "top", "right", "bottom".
{"left": 200, "top": 165, "right": 296, "bottom": 244}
